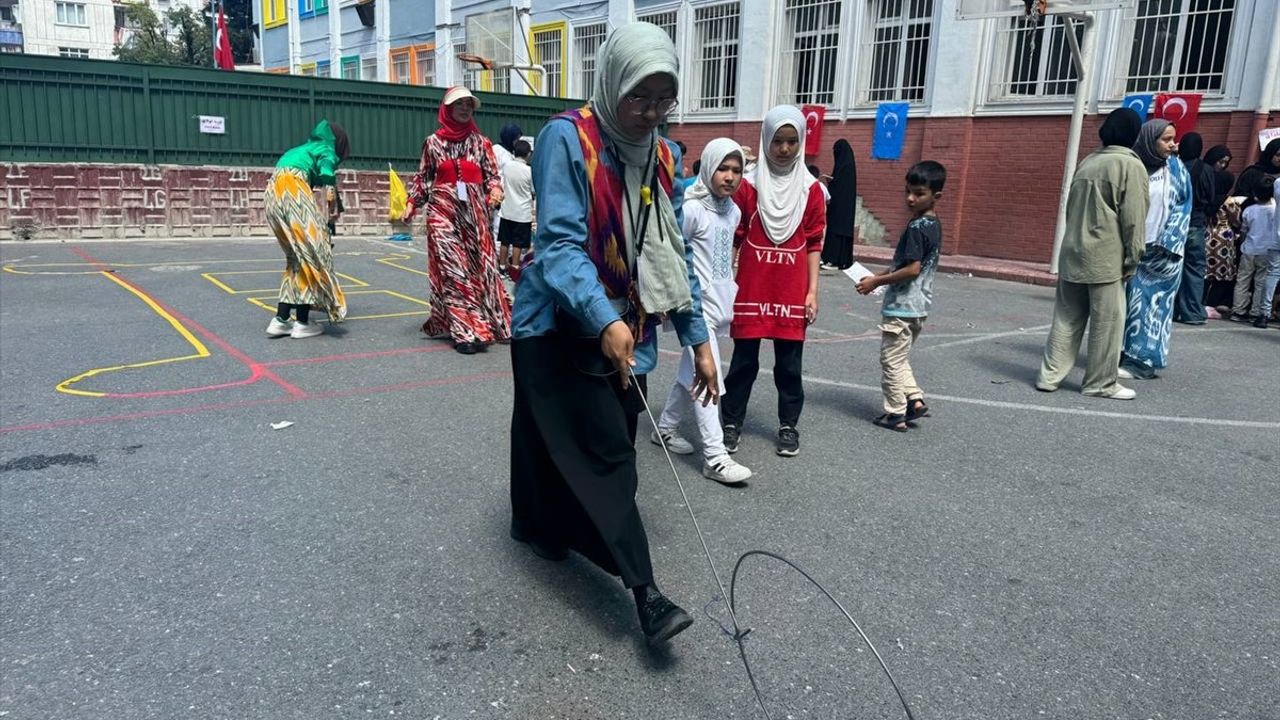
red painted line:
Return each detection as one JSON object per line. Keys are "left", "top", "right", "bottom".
{"left": 0, "top": 371, "right": 511, "bottom": 435}
{"left": 262, "top": 344, "right": 452, "bottom": 368}
{"left": 71, "top": 248, "right": 306, "bottom": 399}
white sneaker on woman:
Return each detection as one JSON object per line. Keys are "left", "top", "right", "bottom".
{"left": 1117, "top": 366, "right": 1135, "bottom": 379}
{"left": 702, "top": 455, "right": 752, "bottom": 485}
{"left": 266, "top": 317, "right": 292, "bottom": 337}
{"left": 290, "top": 321, "right": 324, "bottom": 339}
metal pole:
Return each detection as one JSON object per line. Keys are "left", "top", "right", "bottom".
{"left": 1050, "top": 13, "right": 1094, "bottom": 275}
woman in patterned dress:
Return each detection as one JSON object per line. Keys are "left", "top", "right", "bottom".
{"left": 264, "top": 119, "right": 349, "bottom": 339}
{"left": 405, "top": 86, "right": 510, "bottom": 354}
{"left": 1201, "top": 146, "right": 1239, "bottom": 312}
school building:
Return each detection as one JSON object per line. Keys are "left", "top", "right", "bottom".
{"left": 260, "top": 0, "right": 1274, "bottom": 261}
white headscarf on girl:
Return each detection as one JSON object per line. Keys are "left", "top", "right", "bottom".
{"left": 685, "top": 137, "right": 743, "bottom": 214}
{"left": 754, "top": 105, "right": 814, "bottom": 245}
{"left": 590, "top": 22, "right": 692, "bottom": 316}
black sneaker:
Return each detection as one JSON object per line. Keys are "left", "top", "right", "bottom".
{"left": 634, "top": 585, "right": 693, "bottom": 645}
{"left": 722, "top": 424, "right": 741, "bottom": 454}
{"left": 776, "top": 426, "right": 800, "bottom": 457}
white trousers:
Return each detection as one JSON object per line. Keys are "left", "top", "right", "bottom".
{"left": 657, "top": 320, "right": 727, "bottom": 460}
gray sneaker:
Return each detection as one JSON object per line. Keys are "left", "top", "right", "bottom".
{"left": 721, "top": 424, "right": 741, "bottom": 454}
{"left": 651, "top": 428, "right": 694, "bottom": 455}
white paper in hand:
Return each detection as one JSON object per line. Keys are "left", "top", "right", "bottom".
{"left": 843, "top": 262, "right": 884, "bottom": 296}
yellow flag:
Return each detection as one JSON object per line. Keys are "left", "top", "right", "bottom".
{"left": 388, "top": 164, "right": 408, "bottom": 222}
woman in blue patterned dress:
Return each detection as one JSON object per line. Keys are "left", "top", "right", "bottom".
{"left": 1119, "top": 119, "right": 1192, "bottom": 380}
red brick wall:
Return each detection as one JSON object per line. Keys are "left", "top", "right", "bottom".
{"left": 672, "top": 110, "right": 1276, "bottom": 263}
{"left": 1, "top": 164, "right": 399, "bottom": 241}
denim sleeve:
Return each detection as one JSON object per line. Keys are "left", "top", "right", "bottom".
{"left": 661, "top": 140, "right": 710, "bottom": 348}
{"left": 532, "top": 121, "right": 620, "bottom": 336}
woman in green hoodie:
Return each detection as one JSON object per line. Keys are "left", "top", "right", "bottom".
{"left": 264, "top": 120, "right": 350, "bottom": 339}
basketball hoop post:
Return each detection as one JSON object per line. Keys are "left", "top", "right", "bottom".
{"left": 1049, "top": 13, "right": 1094, "bottom": 275}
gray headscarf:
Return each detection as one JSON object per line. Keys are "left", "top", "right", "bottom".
{"left": 1133, "top": 119, "right": 1173, "bottom": 174}
{"left": 591, "top": 22, "right": 678, "bottom": 168}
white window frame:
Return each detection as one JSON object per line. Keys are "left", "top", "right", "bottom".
{"left": 688, "top": 1, "right": 742, "bottom": 115}
{"left": 393, "top": 54, "right": 411, "bottom": 84}
{"left": 854, "top": 0, "right": 936, "bottom": 107}
{"left": 416, "top": 51, "right": 435, "bottom": 87}
{"left": 776, "top": 0, "right": 847, "bottom": 107}
{"left": 453, "top": 39, "right": 467, "bottom": 86}
{"left": 637, "top": 9, "right": 678, "bottom": 44}
{"left": 986, "top": 14, "right": 1084, "bottom": 103}
{"left": 55, "top": 2, "right": 88, "bottom": 27}
{"left": 572, "top": 21, "right": 607, "bottom": 100}
{"left": 1109, "top": 0, "right": 1241, "bottom": 100}
{"left": 58, "top": 46, "right": 90, "bottom": 58}
{"left": 360, "top": 56, "right": 377, "bottom": 81}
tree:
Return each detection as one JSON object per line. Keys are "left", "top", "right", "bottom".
{"left": 217, "top": 0, "right": 256, "bottom": 65}
{"left": 112, "top": 2, "right": 221, "bottom": 68}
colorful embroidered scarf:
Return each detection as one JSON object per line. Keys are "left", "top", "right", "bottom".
{"left": 554, "top": 106, "right": 675, "bottom": 338}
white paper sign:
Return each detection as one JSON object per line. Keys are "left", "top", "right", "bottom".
{"left": 199, "top": 115, "right": 226, "bottom": 135}
{"left": 1259, "top": 127, "right": 1280, "bottom": 151}
{"left": 843, "top": 261, "right": 885, "bottom": 296}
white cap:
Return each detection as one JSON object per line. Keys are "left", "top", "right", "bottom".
{"left": 443, "top": 86, "right": 480, "bottom": 107}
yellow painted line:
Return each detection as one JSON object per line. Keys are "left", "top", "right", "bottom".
{"left": 5, "top": 251, "right": 407, "bottom": 275}
{"left": 376, "top": 256, "right": 431, "bottom": 277}
{"left": 203, "top": 270, "right": 370, "bottom": 295}
{"left": 247, "top": 289, "right": 431, "bottom": 320}
{"left": 56, "top": 272, "right": 211, "bottom": 397}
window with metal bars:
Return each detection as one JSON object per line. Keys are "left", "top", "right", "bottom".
{"left": 361, "top": 56, "right": 377, "bottom": 81}
{"left": 1123, "top": 0, "right": 1235, "bottom": 95}
{"left": 416, "top": 50, "right": 435, "bottom": 87}
{"left": 859, "top": 0, "right": 933, "bottom": 105}
{"left": 780, "top": 0, "right": 843, "bottom": 106}
{"left": 393, "top": 54, "right": 411, "bottom": 84}
{"left": 532, "top": 26, "right": 565, "bottom": 97}
{"left": 990, "top": 14, "right": 1083, "bottom": 100}
{"left": 691, "top": 2, "right": 741, "bottom": 112}
{"left": 453, "top": 40, "right": 467, "bottom": 85}
{"left": 637, "top": 10, "right": 678, "bottom": 44}
{"left": 573, "top": 23, "right": 607, "bottom": 98}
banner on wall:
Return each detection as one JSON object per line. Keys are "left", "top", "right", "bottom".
{"left": 1121, "top": 94, "right": 1153, "bottom": 118}
{"left": 1153, "top": 93, "right": 1202, "bottom": 140}
{"left": 802, "top": 105, "right": 825, "bottom": 156}
{"left": 872, "top": 102, "right": 909, "bottom": 160}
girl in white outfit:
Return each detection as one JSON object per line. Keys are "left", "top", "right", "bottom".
{"left": 653, "top": 139, "right": 753, "bottom": 485}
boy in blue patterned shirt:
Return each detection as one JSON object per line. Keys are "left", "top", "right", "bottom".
{"left": 856, "top": 161, "right": 946, "bottom": 432}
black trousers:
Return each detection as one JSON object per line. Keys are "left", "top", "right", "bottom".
{"left": 720, "top": 338, "right": 805, "bottom": 429}
{"left": 509, "top": 336, "right": 653, "bottom": 588}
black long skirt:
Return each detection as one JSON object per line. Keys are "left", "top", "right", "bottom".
{"left": 820, "top": 231, "right": 854, "bottom": 269}
{"left": 509, "top": 335, "right": 654, "bottom": 588}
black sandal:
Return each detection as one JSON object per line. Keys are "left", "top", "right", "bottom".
{"left": 906, "top": 398, "right": 931, "bottom": 422}
{"left": 873, "top": 413, "right": 910, "bottom": 433}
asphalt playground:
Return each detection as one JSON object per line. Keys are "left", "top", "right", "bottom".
{"left": 1, "top": 236, "right": 1277, "bottom": 719}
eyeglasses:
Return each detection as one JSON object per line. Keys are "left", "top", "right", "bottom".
{"left": 622, "top": 94, "right": 679, "bottom": 117}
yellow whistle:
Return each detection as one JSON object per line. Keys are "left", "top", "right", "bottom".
{"left": 640, "top": 186, "right": 653, "bottom": 206}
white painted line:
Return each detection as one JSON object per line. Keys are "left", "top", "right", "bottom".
{"left": 919, "top": 325, "right": 1052, "bottom": 351}
{"left": 787, "top": 371, "right": 1280, "bottom": 430}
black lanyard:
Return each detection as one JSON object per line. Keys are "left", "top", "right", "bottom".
{"left": 617, "top": 141, "right": 658, "bottom": 279}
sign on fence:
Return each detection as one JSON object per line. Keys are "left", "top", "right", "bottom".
{"left": 199, "top": 116, "right": 226, "bottom": 135}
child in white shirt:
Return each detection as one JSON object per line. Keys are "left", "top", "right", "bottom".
{"left": 1232, "top": 176, "right": 1277, "bottom": 326}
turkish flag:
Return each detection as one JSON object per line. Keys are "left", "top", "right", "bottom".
{"left": 1153, "top": 93, "right": 1201, "bottom": 141}
{"left": 802, "top": 104, "right": 825, "bottom": 157}
{"left": 214, "top": 4, "right": 235, "bottom": 71}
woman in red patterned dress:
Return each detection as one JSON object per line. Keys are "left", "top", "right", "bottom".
{"left": 405, "top": 86, "right": 510, "bottom": 354}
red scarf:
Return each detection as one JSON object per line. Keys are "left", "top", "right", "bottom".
{"left": 435, "top": 101, "right": 480, "bottom": 142}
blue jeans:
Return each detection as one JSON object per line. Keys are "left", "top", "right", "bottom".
{"left": 1257, "top": 251, "right": 1280, "bottom": 319}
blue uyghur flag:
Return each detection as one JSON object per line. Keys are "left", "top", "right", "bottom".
{"left": 1121, "top": 94, "right": 1153, "bottom": 118}
{"left": 872, "top": 102, "right": 909, "bottom": 160}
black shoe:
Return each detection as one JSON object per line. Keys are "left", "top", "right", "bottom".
{"left": 776, "top": 425, "right": 800, "bottom": 457}
{"left": 1229, "top": 313, "right": 1252, "bottom": 323}
{"left": 722, "top": 424, "right": 741, "bottom": 454}
{"left": 509, "top": 525, "right": 567, "bottom": 561}
{"left": 1253, "top": 317, "right": 1269, "bottom": 329}
{"left": 455, "top": 342, "right": 478, "bottom": 355}
{"left": 634, "top": 585, "right": 693, "bottom": 645}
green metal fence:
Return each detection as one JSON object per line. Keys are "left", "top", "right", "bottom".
{"left": 0, "top": 54, "right": 581, "bottom": 170}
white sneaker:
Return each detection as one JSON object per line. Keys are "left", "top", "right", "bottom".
{"left": 290, "top": 321, "right": 324, "bottom": 339}
{"left": 1085, "top": 384, "right": 1136, "bottom": 400}
{"left": 266, "top": 317, "right": 292, "bottom": 337}
{"left": 702, "top": 455, "right": 752, "bottom": 485}
{"left": 1116, "top": 367, "right": 1134, "bottom": 380}
{"left": 650, "top": 428, "right": 694, "bottom": 455}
